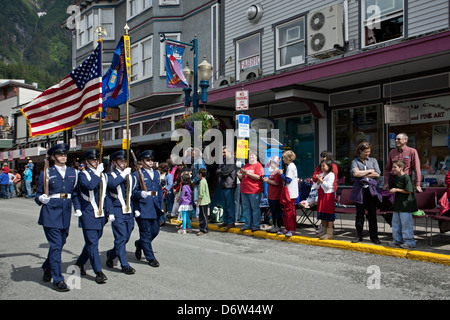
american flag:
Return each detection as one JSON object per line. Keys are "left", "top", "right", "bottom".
{"left": 21, "top": 43, "right": 103, "bottom": 137}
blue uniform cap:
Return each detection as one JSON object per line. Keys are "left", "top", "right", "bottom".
{"left": 82, "top": 149, "right": 100, "bottom": 160}
{"left": 110, "top": 150, "right": 127, "bottom": 161}
{"left": 137, "top": 150, "right": 155, "bottom": 161}
{"left": 47, "top": 143, "right": 69, "bottom": 156}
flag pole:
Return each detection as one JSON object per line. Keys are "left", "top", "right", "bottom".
{"left": 95, "top": 26, "right": 107, "bottom": 163}
{"left": 96, "top": 26, "right": 106, "bottom": 218}
{"left": 124, "top": 24, "right": 132, "bottom": 212}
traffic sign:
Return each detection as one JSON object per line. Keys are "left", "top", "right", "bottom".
{"left": 237, "top": 114, "right": 250, "bottom": 138}
{"left": 236, "top": 90, "right": 249, "bottom": 110}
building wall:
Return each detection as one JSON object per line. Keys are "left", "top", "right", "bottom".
{"left": 222, "top": 0, "right": 450, "bottom": 79}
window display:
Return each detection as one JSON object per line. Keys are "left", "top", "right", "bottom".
{"left": 333, "top": 105, "right": 383, "bottom": 186}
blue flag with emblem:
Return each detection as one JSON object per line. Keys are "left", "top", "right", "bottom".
{"left": 102, "top": 36, "right": 130, "bottom": 115}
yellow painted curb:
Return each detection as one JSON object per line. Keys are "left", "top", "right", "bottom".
{"left": 175, "top": 221, "right": 450, "bottom": 266}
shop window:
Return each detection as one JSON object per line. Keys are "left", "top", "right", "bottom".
{"left": 275, "top": 17, "right": 305, "bottom": 69}
{"left": 362, "top": 0, "right": 404, "bottom": 47}
{"left": 76, "top": 132, "right": 98, "bottom": 144}
{"left": 143, "top": 118, "right": 171, "bottom": 135}
{"left": 389, "top": 96, "right": 450, "bottom": 187}
{"left": 274, "top": 115, "right": 315, "bottom": 180}
{"left": 115, "top": 124, "right": 140, "bottom": 139}
{"left": 333, "top": 105, "right": 383, "bottom": 186}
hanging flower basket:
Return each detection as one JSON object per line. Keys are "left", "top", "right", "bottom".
{"left": 174, "top": 111, "right": 219, "bottom": 137}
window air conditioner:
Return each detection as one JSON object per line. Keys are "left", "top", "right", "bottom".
{"left": 239, "top": 68, "right": 263, "bottom": 81}
{"left": 213, "top": 76, "right": 235, "bottom": 88}
{"left": 307, "top": 4, "right": 344, "bottom": 57}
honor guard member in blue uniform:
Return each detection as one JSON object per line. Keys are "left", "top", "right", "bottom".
{"left": 73, "top": 149, "right": 108, "bottom": 284}
{"left": 105, "top": 150, "right": 137, "bottom": 275}
{"left": 133, "top": 150, "right": 164, "bottom": 267}
{"left": 35, "top": 143, "right": 78, "bottom": 292}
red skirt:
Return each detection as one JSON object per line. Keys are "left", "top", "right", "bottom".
{"left": 317, "top": 187, "right": 335, "bottom": 214}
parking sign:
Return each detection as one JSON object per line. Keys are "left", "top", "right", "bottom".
{"left": 235, "top": 90, "right": 249, "bottom": 111}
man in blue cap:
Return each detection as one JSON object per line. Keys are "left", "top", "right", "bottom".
{"left": 35, "top": 143, "right": 78, "bottom": 292}
{"left": 132, "top": 150, "right": 164, "bottom": 267}
{"left": 105, "top": 150, "right": 137, "bottom": 275}
{"left": 73, "top": 149, "right": 108, "bottom": 284}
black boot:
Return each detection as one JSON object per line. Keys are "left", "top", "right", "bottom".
{"left": 135, "top": 240, "right": 142, "bottom": 260}
{"left": 95, "top": 271, "right": 108, "bottom": 284}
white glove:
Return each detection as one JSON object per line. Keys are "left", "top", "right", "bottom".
{"left": 74, "top": 209, "right": 82, "bottom": 217}
{"left": 141, "top": 191, "right": 148, "bottom": 198}
{"left": 135, "top": 210, "right": 141, "bottom": 217}
{"left": 108, "top": 214, "right": 115, "bottom": 222}
{"left": 120, "top": 167, "right": 132, "bottom": 178}
{"left": 39, "top": 194, "right": 50, "bottom": 204}
{"left": 97, "top": 163, "right": 104, "bottom": 174}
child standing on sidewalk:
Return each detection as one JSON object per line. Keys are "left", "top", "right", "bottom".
{"left": 178, "top": 174, "right": 193, "bottom": 234}
{"left": 388, "top": 160, "right": 417, "bottom": 249}
{"left": 316, "top": 159, "right": 336, "bottom": 240}
{"left": 196, "top": 168, "right": 210, "bottom": 236}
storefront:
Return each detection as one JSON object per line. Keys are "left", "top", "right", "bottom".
{"left": 332, "top": 95, "right": 450, "bottom": 188}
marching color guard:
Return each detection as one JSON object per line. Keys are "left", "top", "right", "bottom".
{"left": 73, "top": 149, "right": 108, "bottom": 284}
{"left": 105, "top": 150, "right": 137, "bottom": 275}
{"left": 133, "top": 150, "right": 164, "bottom": 267}
{"left": 35, "top": 143, "right": 78, "bottom": 292}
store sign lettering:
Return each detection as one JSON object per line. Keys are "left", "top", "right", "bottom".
{"left": 240, "top": 56, "right": 260, "bottom": 70}
{"left": 399, "top": 97, "right": 450, "bottom": 124}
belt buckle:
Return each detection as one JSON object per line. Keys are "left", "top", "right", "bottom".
{"left": 150, "top": 191, "right": 157, "bottom": 196}
{"left": 61, "top": 193, "right": 68, "bottom": 199}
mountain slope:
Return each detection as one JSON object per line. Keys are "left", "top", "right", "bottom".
{"left": 0, "top": 0, "right": 73, "bottom": 89}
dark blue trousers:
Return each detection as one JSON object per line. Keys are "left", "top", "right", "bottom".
{"left": 221, "top": 188, "right": 236, "bottom": 224}
{"left": 108, "top": 218, "right": 134, "bottom": 269}
{"left": 136, "top": 218, "right": 160, "bottom": 261}
{"left": 77, "top": 228, "right": 104, "bottom": 273}
{"left": 42, "top": 227, "right": 69, "bottom": 284}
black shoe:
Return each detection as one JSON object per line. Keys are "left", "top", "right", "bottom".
{"left": 95, "top": 271, "right": 108, "bottom": 284}
{"left": 76, "top": 263, "right": 86, "bottom": 276}
{"left": 351, "top": 236, "right": 362, "bottom": 243}
{"left": 52, "top": 280, "right": 70, "bottom": 292}
{"left": 42, "top": 268, "right": 52, "bottom": 282}
{"left": 148, "top": 259, "right": 160, "bottom": 267}
{"left": 134, "top": 240, "right": 142, "bottom": 260}
{"left": 371, "top": 238, "right": 381, "bottom": 245}
{"left": 224, "top": 223, "right": 236, "bottom": 230}
{"left": 121, "top": 266, "right": 136, "bottom": 275}
{"left": 251, "top": 228, "right": 260, "bottom": 232}
{"left": 106, "top": 251, "right": 114, "bottom": 268}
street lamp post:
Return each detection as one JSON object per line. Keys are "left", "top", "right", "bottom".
{"left": 160, "top": 34, "right": 213, "bottom": 113}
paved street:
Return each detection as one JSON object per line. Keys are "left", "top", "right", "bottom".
{"left": 1, "top": 197, "right": 450, "bottom": 303}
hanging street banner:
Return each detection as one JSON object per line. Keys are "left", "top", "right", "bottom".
{"left": 166, "top": 42, "right": 189, "bottom": 88}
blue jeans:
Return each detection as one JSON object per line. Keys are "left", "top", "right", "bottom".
{"left": 0, "top": 185, "right": 8, "bottom": 199}
{"left": 392, "top": 212, "right": 416, "bottom": 247}
{"left": 221, "top": 188, "right": 236, "bottom": 224}
{"left": 9, "top": 182, "right": 14, "bottom": 198}
{"left": 25, "top": 180, "right": 32, "bottom": 197}
{"left": 241, "top": 192, "right": 262, "bottom": 230}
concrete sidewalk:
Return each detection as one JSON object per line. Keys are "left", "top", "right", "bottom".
{"left": 170, "top": 210, "right": 450, "bottom": 266}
